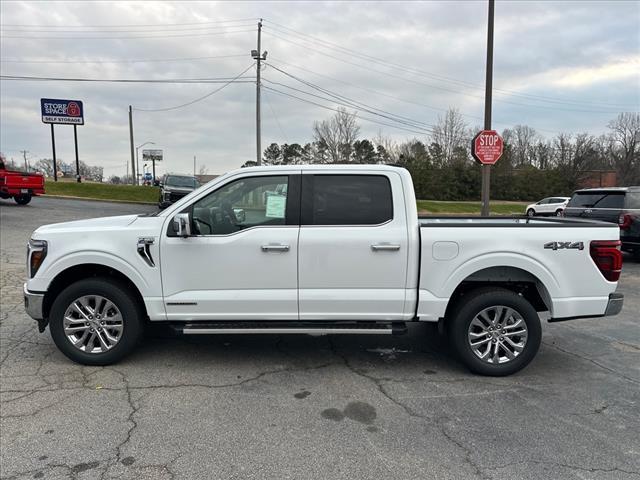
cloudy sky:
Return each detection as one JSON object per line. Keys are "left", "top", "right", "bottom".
{"left": 1, "top": 0, "right": 638, "bottom": 177}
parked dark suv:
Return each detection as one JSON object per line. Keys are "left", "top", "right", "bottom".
{"left": 564, "top": 186, "right": 640, "bottom": 258}
{"left": 158, "top": 174, "right": 199, "bottom": 209}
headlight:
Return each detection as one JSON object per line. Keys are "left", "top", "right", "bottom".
{"left": 163, "top": 191, "right": 171, "bottom": 200}
{"left": 28, "top": 239, "right": 48, "bottom": 278}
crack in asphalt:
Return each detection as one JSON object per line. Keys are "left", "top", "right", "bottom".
{"left": 327, "top": 337, "right": 491, "bottom": 480}
{"left": 543, "top": 341, "right": 640, "bottom": 386}
{"left": 485, "top": 459, "right": 640, "bottom": 477}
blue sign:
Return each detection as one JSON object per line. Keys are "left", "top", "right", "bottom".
{"left": 41, "top": 98, "right": 84, "bottom": 125}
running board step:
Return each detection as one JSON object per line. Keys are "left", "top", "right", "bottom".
{"left": 176, "top": 321, "right": 407, "bottom": 336}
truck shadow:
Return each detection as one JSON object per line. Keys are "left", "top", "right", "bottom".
{"left": 137, "top": 322, "right": 466, "bottom": 377}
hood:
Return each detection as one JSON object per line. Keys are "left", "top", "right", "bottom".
{"left": 163, "top": 186, "right": 194, "bottom": 193}
{"left": 34, "top": 214, "right": 139, "bottom": 236}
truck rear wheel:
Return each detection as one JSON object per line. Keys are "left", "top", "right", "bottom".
{"left": 14, "top": 194, "right": 32, "bottom": 205}
{"left": 448, "top": 287, "right": 541, "bottom": 376}
{"left": 49, "top": 278, "right": 143, "bottom": 366}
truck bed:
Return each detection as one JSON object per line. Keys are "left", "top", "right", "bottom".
{"left": 419, "top": 216, "right": 613, "bottom": 228}
{"left": 417, "top": 215, "right": 620, "bottom": 322}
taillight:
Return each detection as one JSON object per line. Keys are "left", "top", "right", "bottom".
{"left": 590, "top": 240, "right": 622, "bottom": 282}
{"left": 618, "top": 213, "right": 632, "bottom": 230}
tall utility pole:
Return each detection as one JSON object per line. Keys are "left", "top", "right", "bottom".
{"left": 481, "top": 0, "right": 495, "bottom": 216}
{"left": 252, "top": 19, "right": 267, "bottom": 165}
{"left": 193, "top": 155, "right": 196, "bottom": 176}
{"left": 128, "top": 105, "right": 136, "bottom": 185}
{"left": 20, "top": 150, "right": 29, "bottom": 171}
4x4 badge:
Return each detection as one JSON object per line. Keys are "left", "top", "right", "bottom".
{"left": 544, "top": 241, "right": 584, "bottom": 251}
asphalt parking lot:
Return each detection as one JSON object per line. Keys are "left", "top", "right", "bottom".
{"left": 1, "top": 196, "right": 639, "bottom": 480}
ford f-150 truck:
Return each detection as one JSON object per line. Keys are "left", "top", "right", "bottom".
{"left": 0, "top": 158, "right": 45, "bottom": 205}
{"left": 24, "top": 165, "right": 624, "bottom": 375}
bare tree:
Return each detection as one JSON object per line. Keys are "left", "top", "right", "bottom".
{"left": 373, "top": 130, "right": 399, "bottom": 162}
{"left": 313, "top": 107, "right": 360, "bottom": 163}
{"left": 607, "top": 112, "right": 640, "bottom": 185}
{"left": 553, "top": 133, "right": 599, "bottom": 187}
{"left": 33, "top": 158, "right": 55, "bottom": 177}
{"left": 531, "top": 140, "right": 553, "bottom": 170}
{"left": 504, "top": 125, "right": 539, "bottom": 167}
{"left": 430, "top": 108, "right": 469, "bottom": 164}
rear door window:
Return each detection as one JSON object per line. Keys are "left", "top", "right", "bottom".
{"left": 303, "top": 175, "right": 393, "bottom": 225}
{"left": 567, "top": 192, "right": 625, "bottom": 209}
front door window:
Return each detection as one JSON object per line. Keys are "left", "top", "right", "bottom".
{"left": 190, "top": 176, "right": 290, "bottom": 235}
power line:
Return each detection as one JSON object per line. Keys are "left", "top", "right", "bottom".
{"left": 0, "top": 74, "right": 255, "bottom": 84}
{"left": 264, "top": 63, "right": 435, "bottom": 131}
{"left": 266, "top": 57, "right": 563, "bottom": 136}
{"left": 263, "top": 90, "right": 289, "bottom": 143}
{"left": 0, "top": 28, "right": 255, "bottom": 40}
{"left": 0, "top": 17, "right": 258, "bottom": 28}
{"left": 263, "top": 78, "right": 433, "bottom": 133}
{"left": 134, "top": 64, "right": 255, "bottom": 112}
{"left": 0, "top": 54, "right": 248, "bottom": 64}
{"left": 268, "top": 56, "right": 477, "bottom": 119}
{"left": 0, "top": 23, "right": 257, "bottom": 34}
{"left": 263, "top": 19, "right": 632, "bottom": 109}
{"left": 262, "top": 28, "right": 626, "bottom": 113}
{"left": 262, "top": 77, "right": 432, "bottom": 132}
{"left": 262, "top": 85, "right": 432, "bottom": 136}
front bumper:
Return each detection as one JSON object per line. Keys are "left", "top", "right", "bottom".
{"left": 23, "top": 283, "right": 45, "bottom": 321}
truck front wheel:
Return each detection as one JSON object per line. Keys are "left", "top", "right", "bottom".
{"left": 14, "top": 194, "right": 32, "bottom": 205}
{"left": 49, "top": 278, "right": 144, "bottom": 366}
{"left": 448, "top": 287, "right": 541, "bottom": 376}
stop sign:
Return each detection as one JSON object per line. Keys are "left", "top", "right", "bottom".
{"left": 472, "top": 130, "right": 503, "bottom": 165}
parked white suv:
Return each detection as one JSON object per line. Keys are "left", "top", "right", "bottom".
{"left": 525, "top": 197, "right": 570, "bottom": 217}
{"left": 24, "top": 166, "right": 623, "bottom": 375}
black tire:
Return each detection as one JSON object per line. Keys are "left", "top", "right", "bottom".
{"left": 526, "top": 208, "right": 535, "bottom": 217}
{"left": 555, "top": 209, "right": 563, "bottom": 217}
{"left": 49, "top": 278, "right": 144, "bottom": 366}
{"left": 14, "top": 194, "right": 32, "bottom": 205}
{"left": 448, "top": 287, "right": 541, "bottom": 376}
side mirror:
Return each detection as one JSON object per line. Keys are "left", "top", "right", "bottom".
{"left": 173, "top": 213, "right": 191, "bottom": 237}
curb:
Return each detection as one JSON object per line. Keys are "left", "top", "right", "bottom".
{"left": 41, "top": 194, "right": 156, "bottom": 206}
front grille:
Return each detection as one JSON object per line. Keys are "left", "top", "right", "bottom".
{"left": 169, "top": 192, "right": 187, "bottom": 203}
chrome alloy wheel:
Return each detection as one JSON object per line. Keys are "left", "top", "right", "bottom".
{"left": 63, "top": 295, "right": 124, "bottom": 354}
{"left": 467, "top": 305, "right": 528, "bottom": 364}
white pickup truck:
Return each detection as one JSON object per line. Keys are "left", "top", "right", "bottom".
{"left": 24, "top": 165, "right": 624, "bottom": 375}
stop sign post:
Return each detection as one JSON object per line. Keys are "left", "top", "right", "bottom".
{"left": 472, "top": 129, "right": 504, "bottom": 216}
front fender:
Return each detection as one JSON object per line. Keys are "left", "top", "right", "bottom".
{"left": 28, "top": 250, "right": 153, "bottom": 297}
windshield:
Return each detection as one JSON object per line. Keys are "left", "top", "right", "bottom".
{"left": 567, "top": 192, "right": 625, "bottom": 209}
{"left": 166, "top": 176, "right": 197, "bottom": 188}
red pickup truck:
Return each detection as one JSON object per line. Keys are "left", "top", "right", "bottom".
{"left": 0, "top": 158, "right": 45, "bottom": 205}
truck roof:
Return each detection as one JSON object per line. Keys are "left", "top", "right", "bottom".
{"left": 239, "top": 164, "right": 407, "bottom": 173}
{"left": 574, "top": 186, "right": 640, "bottom": 193}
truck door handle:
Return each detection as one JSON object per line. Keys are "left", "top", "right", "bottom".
{"left": 261, "top": 244, "right": 290, "bottom": 252}
{"left": 371, "top": 243, "right": 401, "bottom": 251}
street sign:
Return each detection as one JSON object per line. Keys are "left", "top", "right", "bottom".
{"left": 41, "top": 98, "right": 84, "bottom": 125}
{"left": 142, "top": 149, "right": 163, "bottom": 162}
{"left": 472, "top": 130, "right": 503, "bottom": 165}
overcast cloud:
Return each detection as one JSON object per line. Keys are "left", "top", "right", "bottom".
{"left": 1, "top": 0, "right": 638, "bottom": 177}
